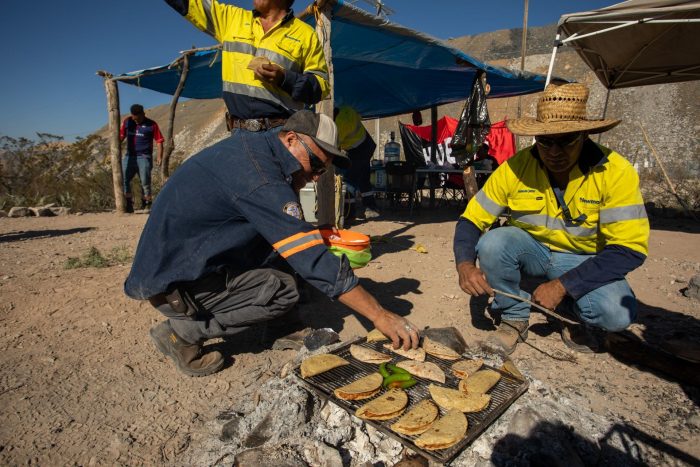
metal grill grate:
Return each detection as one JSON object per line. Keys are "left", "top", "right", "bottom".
{"left": 294, "top": 337, "right": 529, "bottom": 464}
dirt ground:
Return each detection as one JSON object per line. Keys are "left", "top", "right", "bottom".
{"left": 1, "top": 208, "right": 699, "bottom": 466}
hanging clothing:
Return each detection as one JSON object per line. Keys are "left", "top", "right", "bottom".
{"left": 484, "top": 120, "right": 516, "bottom": 165}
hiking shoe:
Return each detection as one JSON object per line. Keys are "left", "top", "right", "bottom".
{"left": 561, "top": 323, "right": 604, "bottom": 354}
{"left": 149, "top": 321, "right": 224, "bottom": 377}
{"left": 125, "top": 198, "right": 134, "bottom": 214}
{"left": 141, "top": 199, "right": 152, "bottom": 211}
{"left": 484, "top": 320, "right": 529, "bottom": 355}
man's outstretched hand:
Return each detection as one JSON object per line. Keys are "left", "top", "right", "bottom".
{"left": 372, "top": 309, "right": 420, "bottom": 351}
{"left": 532, "top": 279, "right": 567, "bottom": 311}
{"left": 457, "top": 261, "right": 493, "bottom": 297}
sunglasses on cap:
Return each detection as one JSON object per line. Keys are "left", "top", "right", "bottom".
{"left": 296, "top": 136, "right": 328, "bottom": 176}
{"left": 535, "top": 132, "right": 583, "bottom": 150}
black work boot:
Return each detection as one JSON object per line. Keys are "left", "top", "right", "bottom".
{"left": 561, "top": 323, "right": 605, "bottom": 354}
{"left": 125, "top": 198, "right": 134, "bottom": 214}
{"left": 483, "top": 319, "right": 529, "bottom": 355}
{"left": 149, "top": 321, "right": 224, "bottom": 376}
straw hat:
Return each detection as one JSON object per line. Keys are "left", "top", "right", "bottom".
{"left": 507, "top": 83, "right": 621, "bottom": 136}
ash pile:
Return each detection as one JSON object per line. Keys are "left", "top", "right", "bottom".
{"left": 183, "top": 344, "right": 667, "bottom": 466}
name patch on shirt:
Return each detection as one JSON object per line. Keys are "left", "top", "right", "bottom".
{"left": 283, "top": 201, "right": 304, "bottom": 220}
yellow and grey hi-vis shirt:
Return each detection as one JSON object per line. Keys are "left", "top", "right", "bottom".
{"left": 462, "top": 140, "right": 649, "bottom": 256}
{"left": 168, "top": 0, "right": 330, "bottom": 119}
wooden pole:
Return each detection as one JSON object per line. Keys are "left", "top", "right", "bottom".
{"left": 639, "top": 123, "right": 696, "bottom": 220}
{"left": 162, "top": 53, "right": 190, "bottom": 179}
{"left": 516, "top": 0, "right": 529, "bottom": 151}
{"left": 315, "top": 0, "right": 337, "bottom": 226}
{"left": 97, "top": 71, "right": 126, "bottom": 214}
{"left": 462, "top": 166, "right": 479, "bottom": 201}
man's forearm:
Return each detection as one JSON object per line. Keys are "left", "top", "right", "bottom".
{"left": 559, "top": 244, "right": 646, "bottom": 299}
{"left": 453, "top": 217, "right": 481, "bottom": 264}
{"left": 337, "top": 284, "right": 384, "bottom": 322}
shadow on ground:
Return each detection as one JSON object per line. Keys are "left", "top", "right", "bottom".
{"left": 491, "top": 419, "right": 700, "bottom": 466}
{"left": 0, "top": 227, "right": 95, "bottom": 243}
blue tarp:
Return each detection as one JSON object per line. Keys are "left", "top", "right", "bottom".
{"left": 118, "top": 0, "right": 546, "bottom": 118}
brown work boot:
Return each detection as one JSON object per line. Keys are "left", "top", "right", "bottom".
{"left": 149, "top": 321, "right": 224, "bottom": 377}
{"left": 484, "top": 320, "right": 529, "bottom": 355}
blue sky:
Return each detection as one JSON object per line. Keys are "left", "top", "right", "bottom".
{"left": 0, "top": 0, "right": 613, "bottom": 140}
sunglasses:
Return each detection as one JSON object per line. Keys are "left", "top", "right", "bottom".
{"left": 296, "top": 136, "right": 328, "bottom": 176}
{"left": 535, "top": 133, "right": 583, "bottom": 150}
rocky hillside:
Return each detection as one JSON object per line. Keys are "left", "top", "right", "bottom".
{"left": 96, "top": 23, "right": 700, "bottom": 208}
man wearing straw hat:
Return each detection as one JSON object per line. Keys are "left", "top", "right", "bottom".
{"left": 454, "top": 83, "right": 649, "bottom": 354}
{"left": 125, "top": 110, "right": 420, "bottom": 376}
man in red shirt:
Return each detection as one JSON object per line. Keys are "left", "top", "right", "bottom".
{"left": 120, "top": 104, "right": 164, "bottom": 212}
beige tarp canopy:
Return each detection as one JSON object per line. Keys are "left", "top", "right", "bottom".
{"left": 545, "top": 0, "right": 700, "bottom": 89}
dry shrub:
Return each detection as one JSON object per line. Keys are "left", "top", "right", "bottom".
{"left": 0, "top": 133, "right": 167, "bottom": 212}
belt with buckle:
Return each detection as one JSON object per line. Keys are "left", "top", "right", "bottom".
{"left": 226, "top": 115, "right": 287, "bottom": 132}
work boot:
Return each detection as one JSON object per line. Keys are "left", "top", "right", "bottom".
{"left": 125, "top": 198, "right": 134, "bottom": 214}
{"left": 149, "top": 321, "right": 224, "bottom": 377}
{"left": 484, "top": 319, "right": 529, "bottom": 355}
{"left": 561, "top": 323, "right": 604, "bottom": 354}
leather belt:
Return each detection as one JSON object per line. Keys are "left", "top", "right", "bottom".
{"left": 226, "top": 114, "right": 287, "bottom": 132}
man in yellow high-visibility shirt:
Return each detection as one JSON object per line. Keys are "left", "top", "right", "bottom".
{"left": 335, "top": 106, "right": 380, "bottom": 220}
{"left": 164, "top": 0, "right": 329, "bottom": 133}
{"left": 454, "top": 83, "right": 649, "bottom": 354}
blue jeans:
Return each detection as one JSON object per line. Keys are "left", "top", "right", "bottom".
{"left": 476, "top": 227, "right": 636, "bottom": 331}
{"left": 122, "top": 155, "right": 152, "bottom": 198}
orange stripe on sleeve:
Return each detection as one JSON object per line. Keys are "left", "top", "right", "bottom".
{"left": 279, "top": 239, "right": 325, "bottom": 259}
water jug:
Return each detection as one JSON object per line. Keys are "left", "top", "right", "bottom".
{"left": 383, "top": 131, "right": 401, "bottom": 164}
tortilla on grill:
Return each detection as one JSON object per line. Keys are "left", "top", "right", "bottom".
{"left": 300, "top": 353, "right": 350, "bottom": 378}
{"left": 390, "top": 399, "right": 439, "bottom": 435}
{"left": 458, "top": 369, "right": 501, "bottom": 394}
{"left": 355, "top": 388, "right": 408, "bottom": 420}
{"left": 367, "top": 329, "right": 389, "bottom": 342}
{"left": 396, "top": 360, "right": 445, "bottom": 383}
{"left": 350, "top": 344, "right": 392, "bottom": 364}
{"left": 382, "top": 343, "right": 426, "bottom": 362}
{"left": 451, "top": 359, "right": 484, "bottom": 379}
{"left": 334, "top": 373, "right": 383, "bottom": 400}
{"left": 429, "top": 384, "right": 491, "bottom": 413}
{"left": 422, "top": 337, "right": 461, "bottom": 360}
{"left": 414, "top": 409, "right": 468, "bottom": 451}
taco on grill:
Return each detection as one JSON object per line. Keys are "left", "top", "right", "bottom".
{"left": 350, "top": 344, "right": 392, "bottom": 364}
{"left": 383, "top": 343, "right": 426, "bottom": 362}
{"left": 396, "top": 360, "right": 445, "bottom": 384}
{"left": 429, "top": 384, "right": 491, "bottom": 413}
{"left": 355, "top": 388, "right": 408, "bottom": 420}
{"left": 422, "top": 337, "right": 460, "bottom": 360}
{"left": 390, "top": 399, "right": 439, "bottom": 435}
{"left": 334, "top": 373, "right": 383, "bottom": 401}
{"left": 458, "top": 369, "right": 501, "bottom": 394}
{"left": 451, "top": 359, "right": 484, "bottom": 379}
{"left": 300, "top": 353, "right": 349, "bottom": 378}
{"left": 367, "top": 329, "right": 389, "bottom": 342}
{"left": 414, "top": 409, "right": 468, "bottom": 451}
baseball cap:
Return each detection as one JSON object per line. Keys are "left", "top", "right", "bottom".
{"left": 282, "top": 110, "right": 351, "bottom": 169}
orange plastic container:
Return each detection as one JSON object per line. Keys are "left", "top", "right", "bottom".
{"left": 319, "top": 228, "right": 370, "bottom": 251}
